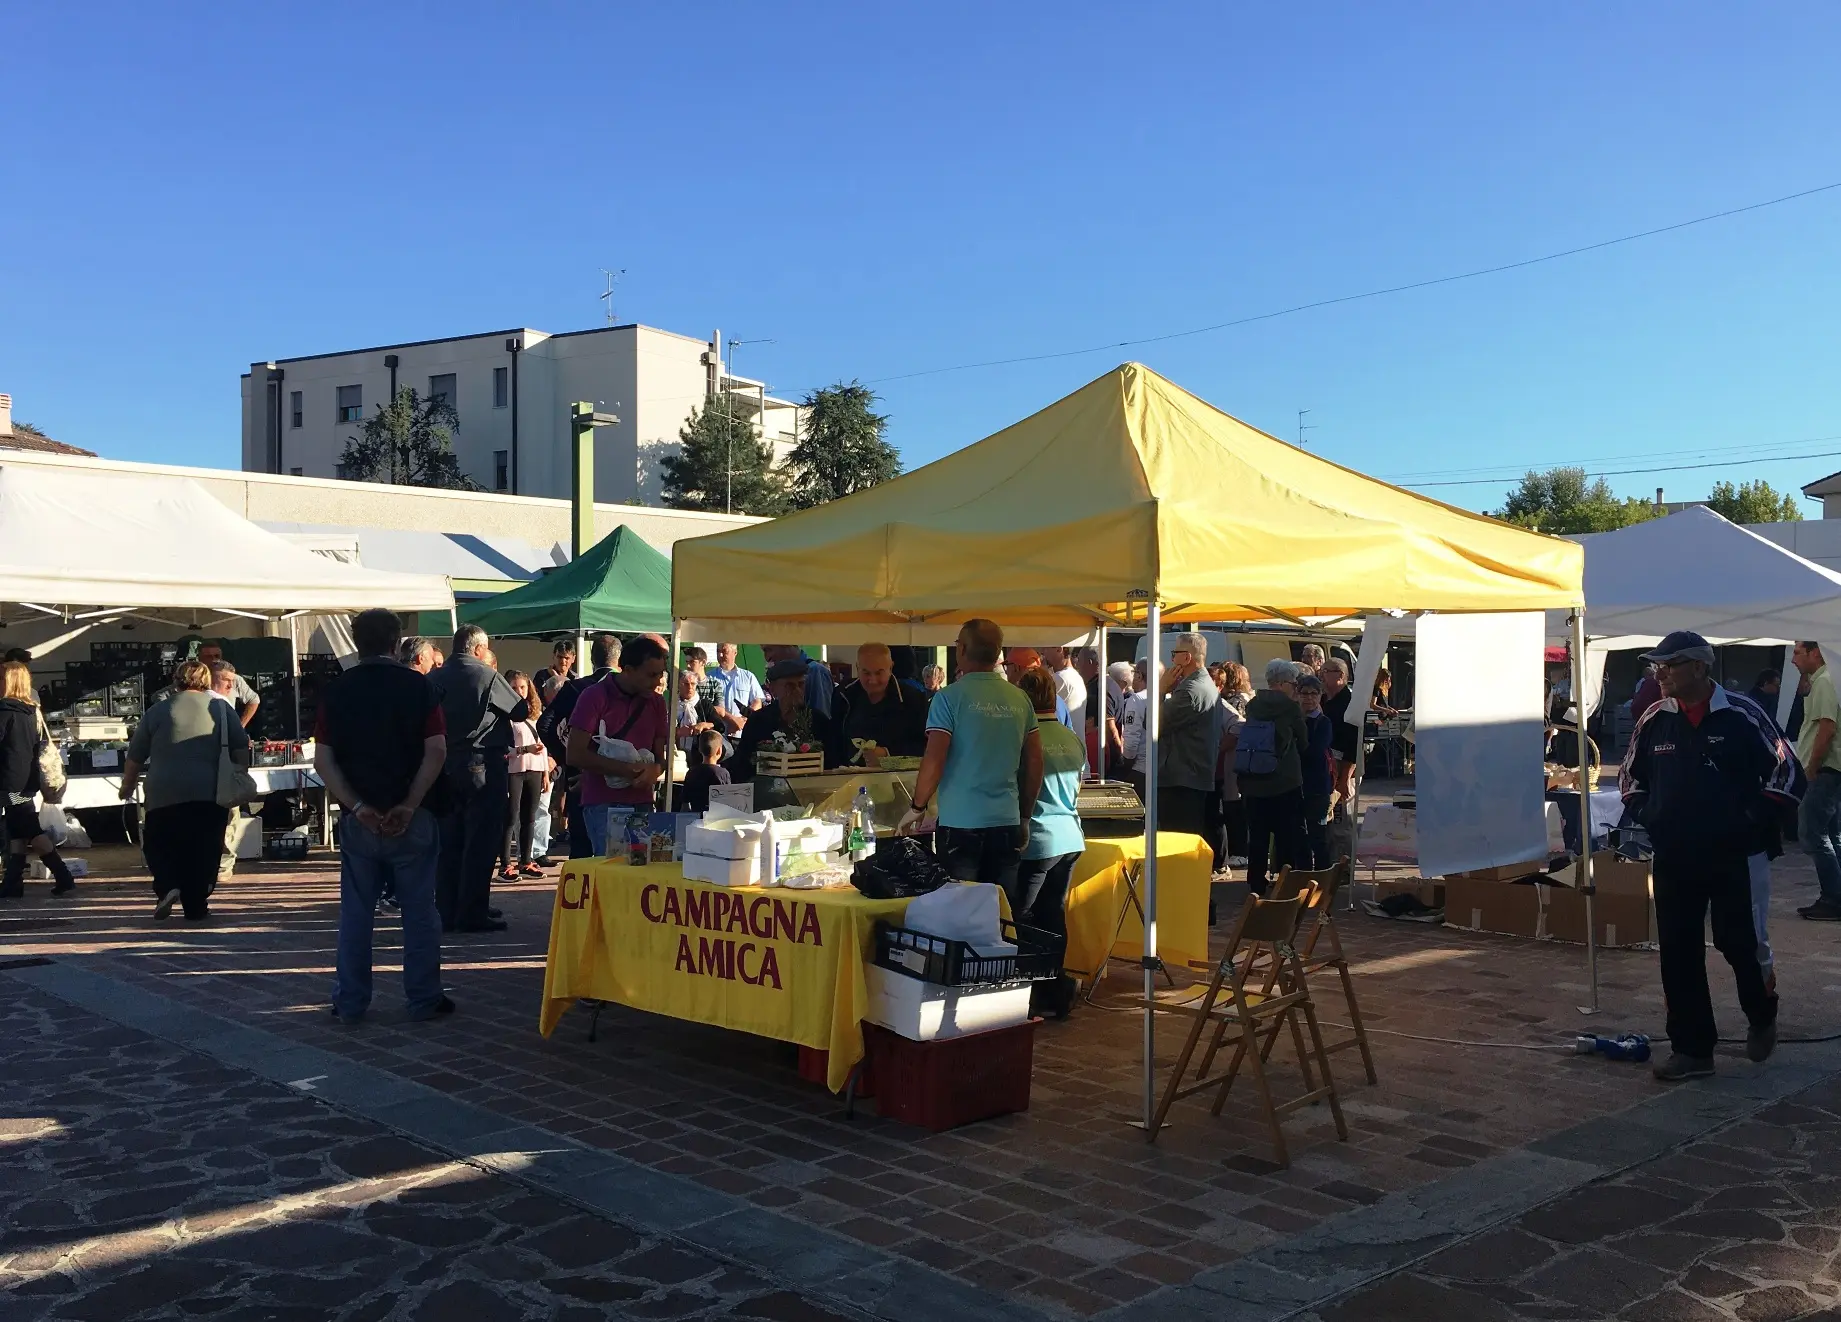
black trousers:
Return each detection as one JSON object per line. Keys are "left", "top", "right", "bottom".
{"left": 437, "top": 755, "right": 509, "bottom": 930}
{"left": 1222, "top": 798, "right": 1249, "bottom": 858}
{"left": 1654, "top": 851, "right": 1777, "bottom": 1058}
{"left": 145, "top": 801, "right": 229, "bottom": 919}
{"left": 1158, "top": 785, "right": 1223, "bottom": 872}
{"left": 936, "top": 824, "right": 1023, "bottom": 894}
{"left": 1244, "top": 788, "right": 1308, "bottom": 896}
{"left": 1013, "top": 850, "right": 1080, "bottom": 1019}
{"left": 1304, "top": 791, "right": 1333, "bottom": 870}
{"left": 502, "top": 770, "right": 542, "bottom": 868}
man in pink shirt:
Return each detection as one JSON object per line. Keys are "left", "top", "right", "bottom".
{"left": 564, "top": 635, "right": 671, "bottom": 855}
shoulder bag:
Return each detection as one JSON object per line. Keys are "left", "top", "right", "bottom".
{"left": 216, "top": 710, "right": 259, "bottom": 808}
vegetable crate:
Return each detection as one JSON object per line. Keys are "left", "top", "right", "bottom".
{"left": 756, "top": 749, "right": 826, "bottom": 777}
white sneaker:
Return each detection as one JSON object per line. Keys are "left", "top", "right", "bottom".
{"left": 153, "top": 889, "right": 181, "bottom": 920}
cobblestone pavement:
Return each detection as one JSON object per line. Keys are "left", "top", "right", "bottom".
{"left": 5, "top": 843, "right": 1841, "bottom": 1319}
{"left": 1311, "top": 1075, "right": 1841, "bottom": 1322}
{"left": 0, "top": 981, "right": 862, "bottom": 1322}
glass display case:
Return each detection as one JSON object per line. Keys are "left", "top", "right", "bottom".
{"left": 752, "top": 768, "right": 919, "bottom": 836}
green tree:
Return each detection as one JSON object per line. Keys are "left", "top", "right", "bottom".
{"left": 784, "top": 381, "right": 900, "bottom": 509}
{"left": 1706, "top": 478, "right": 1803, "bottom": 525}
{"left": 660, "top": 393, "right": 789, "bottom": 515}
{"left": 336, "top": 387, "right": 474, "bottom": 489}
{"left": 1495, "top": 467, "right": 1657, "bottom": 534}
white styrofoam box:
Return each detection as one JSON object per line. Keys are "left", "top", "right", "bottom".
{"left": 230, "top": 813, "right": 264, "bottom": 860}
{"left": 682, "top": 851, "right": 761, "bottom": 887}
{"left": 684, "top": 821, "right": 765, "bottom": 862}
{"left": 864, "top": 963, "right": 1033, "bottom": 1042}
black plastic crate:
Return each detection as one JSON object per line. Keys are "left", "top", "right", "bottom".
{"left": 873, "top": 919, "right": 1059, "bottom": 990}
{"left": 263, "top": 833, "right": 311, "bottom": 861}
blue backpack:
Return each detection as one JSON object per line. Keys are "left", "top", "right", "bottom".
{"left": 1234, "top": 717, "right": 1279, "bottom": 776}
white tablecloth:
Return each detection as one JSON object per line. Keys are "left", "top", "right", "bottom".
{"left": 58, "top": 764, "right": 324, "bottom": 810}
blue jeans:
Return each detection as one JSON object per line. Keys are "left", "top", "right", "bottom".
{"left": 1801, "top": 769, "right": 1841, "bottom": 906}
{"left": 581, "top": 803, "right": 638, "bottom": 857}
{"left": 334, "top": 808, "right": 444, "bottom": 1021}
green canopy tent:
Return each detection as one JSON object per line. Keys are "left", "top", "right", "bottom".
{"left": 458, "top": 525, "right": 673, "bottom": 637}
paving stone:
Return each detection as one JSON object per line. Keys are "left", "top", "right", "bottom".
{"left": 1418, "top": 1227, "right": 1559, "bottom": 1282}
{"left": 1735, "top": 1285, "right": 1824, "bottom": 1322}
{"left": 1522, "top": 1186, "right": 1695, "bottom": 1245}
{"left": 1319, "top": 1272, "right": 1523, "bottom": 1322}
{"left": 1619, "top": 1289, "right": 1731, "bottom": 1322}
{"left": 412, "top": 1280, "right": 526, "bottom": 1322}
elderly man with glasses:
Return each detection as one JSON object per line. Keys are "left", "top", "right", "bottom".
{"left": 1621, "top": 630, "right": 1800, "bottom": 1082}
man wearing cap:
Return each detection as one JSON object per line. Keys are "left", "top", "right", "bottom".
{"left": 732, "top": 659, "right": 838, "bottom": 781}
{"left": 1621, "top": 630, "right": 1800, "bottom": 1081}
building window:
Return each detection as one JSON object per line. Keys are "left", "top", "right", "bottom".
{"left": 336, "top": 384, "right": 362, "bottom": 423}
{"left": 493, "top": 450, "right": 509, "bottom": 491}
{"left": 289, "top": 467, "right": 303, "bottom": 477}
{"left": 429, "top": 373, "right": 457, "bottom": 417}
{"left": 493, "top": 366, "right": 509, "bottom": 408}
{"left": 289, "top": 391, "right": 302, "bottom": 428}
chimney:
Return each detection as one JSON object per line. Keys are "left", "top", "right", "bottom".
{"left": 0, "top": 394, "right": 11, "bottom": 438}
{"left": 1654, "top": 487, "right": 1664, "bottom": 513}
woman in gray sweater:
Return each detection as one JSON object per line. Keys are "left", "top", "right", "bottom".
{"left": 122, "top": 659, "right": 250, "bottom": 921}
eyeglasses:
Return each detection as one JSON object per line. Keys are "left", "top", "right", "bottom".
{"left": 1653, "top": 658, "right": 1698, "bottom": 671}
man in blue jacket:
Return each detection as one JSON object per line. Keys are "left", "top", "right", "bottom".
{"left": 1621, "top": 631, "right": 1800, "bottom": 1082}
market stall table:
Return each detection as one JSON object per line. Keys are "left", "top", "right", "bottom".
{"left": 56, "top": 764, "right": 334, "bottom": 846}
{"left": 1062, "top": 832, "right": 1213, "bottom": 983}
{"left": 541, "top": 859, "right": 910, "bottom": 1091}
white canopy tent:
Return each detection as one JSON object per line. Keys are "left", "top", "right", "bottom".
{"left": 0, "top": 463, "right": 455, "bottom": 736}
{"left": 1561, "top": 507, "right": 1841, "bottom": 727}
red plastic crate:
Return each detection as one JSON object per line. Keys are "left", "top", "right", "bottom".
{"left": 863, "top": 1020, "right": 1036, "bottom": 1132}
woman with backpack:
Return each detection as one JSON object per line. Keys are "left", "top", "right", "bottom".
{"left": 1236, "top": 659, "right": 1310, "bottom": 895}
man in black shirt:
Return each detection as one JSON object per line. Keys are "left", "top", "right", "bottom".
{"left": 314, "top": 609, "right": 451, "bottom": 1024}
{"left": 831, "top": 643, "right": 929, "bottom": 765}
{"left": 431, "top": 625, "right": 521, "bottom": 933}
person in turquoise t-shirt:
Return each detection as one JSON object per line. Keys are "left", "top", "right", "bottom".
{"left": 1011, "top": 666, "right": 1086, "bottom": 1018}
{"left": 907, "top": 619, "right": 1043, "bottom": 892}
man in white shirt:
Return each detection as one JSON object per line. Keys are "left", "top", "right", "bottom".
{"left": 197, "top": 643, "right": 261, "bottom": 730}
{"left": 712, "top": 643, "right": 766, "bottom": 736}
{"left": 1120, "top": 659, "right": 1150, "bottom": 799}
{"left": 1043, "top": 647, "right": 1087, "bottom": 736}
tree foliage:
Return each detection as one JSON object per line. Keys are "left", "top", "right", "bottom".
{"left": 660, "top": 393, "right": 789, "bottom": 516}
{"left": 784, "top": 381, "right": 900, "bottom": 509}
{"left": 1495, "top": 467, "right": 1657, "bottom": 534}
{"left": 336, "top": 387, "right": 473, "bottom": 489}
{"left": 1706, "top": 479, "right": 1803, "bottom": 525}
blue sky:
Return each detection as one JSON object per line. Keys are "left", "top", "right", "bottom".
{"left": 6, "top": 4, "right": 1839, "bottom": 512}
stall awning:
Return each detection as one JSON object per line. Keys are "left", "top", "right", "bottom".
{"left": 673, "top": 363, "right": 1582, "bottom": 632}
{"left": 459, "top": 525, "right": 672, "bottom": 637}
{"left": 0, "top": 463, "right": 453, "bottom": 614}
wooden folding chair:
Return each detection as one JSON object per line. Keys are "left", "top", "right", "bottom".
{"left": 1145, "top": 884, "right": 1348, "bottom": 1167}
{"left": 1252, "top": 859, "right": 1378, "bottom": 1086}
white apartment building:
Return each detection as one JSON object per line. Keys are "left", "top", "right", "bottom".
{"left": 240, "top": 324, "right": 801, "bottom": 506}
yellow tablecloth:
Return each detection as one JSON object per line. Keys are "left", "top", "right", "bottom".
{"left": 1062, "top": 832, "right": 1213, "bottom": 979}
{"left": 540, "top": 860, "right": 909, "bottom": 1091}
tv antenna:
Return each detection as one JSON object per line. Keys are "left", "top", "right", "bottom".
{"left": 1297, "top": 408, "right": 1316, "bottom": 448}
{"left": 599, "top": 269, "right": 625, "bottom": 326}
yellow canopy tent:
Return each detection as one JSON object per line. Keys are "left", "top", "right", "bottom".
{"left": 673, "top": 362, "right": 1581, "bottom": 638}
{"left": 669, "top": 363, "right": 1587, "bottom": 1129}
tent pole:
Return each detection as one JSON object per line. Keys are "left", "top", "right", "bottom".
{"left": 577, "top": 632, "right": 588, "bottom": 679}
{"left": 289, "top": 621, "right": 302, "bottom": 742}
{"left": 1140, "top": 597, "right": 1162, "bottom": 1136}
{"left": 1349, "top": 621, "right": 1369, "bottom": 910}
{"left": 1096, "top": 624, "right": 1109, "bottom": 777}
{"left": 1572, "top": 606, "right": 1599, "bottom": 1015}
{"left": 664, "top": 619, "right": 682, "bottom": 814}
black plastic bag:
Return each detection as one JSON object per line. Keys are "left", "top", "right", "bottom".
{"left": 851, "top": 837, "right": 953, "bottom": 899}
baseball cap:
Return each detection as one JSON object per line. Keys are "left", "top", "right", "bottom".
{"left": 765, "top": 658, "right": 808, "bottom": 682}
{"left": 1640, "top": 630, "right": 1715, "bottom": 665}
{"left": 1107, "top": 661, "right": 1134, "bottom": 685}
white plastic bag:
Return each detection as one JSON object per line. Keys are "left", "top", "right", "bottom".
{"left": 36, "top": 803, "right": 69, "bottom": 848}
{"left": 594, "top": 736, "right": 651, "bottom": 789}
{"left": 57, "top": 808, "right": 91, "bottom": 851}
{"left": 903, "top": 883, "right": 1002, "bottom": 948}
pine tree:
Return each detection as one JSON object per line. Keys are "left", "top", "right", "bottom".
{"left": 336, "top": 387, "right": 474, "bottom": 489}
{"left": 785, "top": 382, "right": 900, "bottom": 509}
{"left": 660, "top": 393, "right": 788, "bottom": 515}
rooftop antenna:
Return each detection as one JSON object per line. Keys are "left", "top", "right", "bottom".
{"left": 599, "top": 269, "right": 625, "bottom": 326}
{"left": 1297, "top": 408, "right": 1315, "bottom": 448}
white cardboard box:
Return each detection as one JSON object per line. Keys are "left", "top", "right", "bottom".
{"left": 863, "top": 963, "right": 1032, "bottom": 1042}
{"left": 684, "top": 822, "right": 765, "bottom": 862}
{"left": 682, "top": 851, "right": 762, "bottom": 887}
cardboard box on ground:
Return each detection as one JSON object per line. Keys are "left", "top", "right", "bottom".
{"left": 1443, "top": 851, "right": 1653, "bottom": 948}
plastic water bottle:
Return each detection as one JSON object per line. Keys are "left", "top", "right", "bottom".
{"left": 1573, "top": 1033, "right": 1651, "bottom": 1063}
{"left": 850, "top": 787, "right": 877, "bottom": 863}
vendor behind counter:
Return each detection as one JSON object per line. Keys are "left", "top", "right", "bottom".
{"left": 730, "top": 658, "right": 839, "bottom": 780}
{"left": 830, "top": 643, "right": 929, "bottom": 766}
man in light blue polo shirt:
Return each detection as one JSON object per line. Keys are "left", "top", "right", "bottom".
{"left": 906, "top": 619, "right": 1044, "bottom": 891}
{"left": 711, "top": 642, "right": 765, "bottom": 735}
